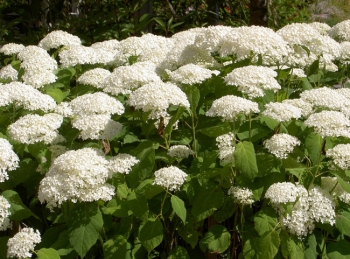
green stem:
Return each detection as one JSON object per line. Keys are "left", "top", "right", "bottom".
{"left": 248, "top": 113, "right": 252, "bottom": 141}
{"left": 191, "top": 114, "right": 197, "bottom": 157}
{"left": 160, "top": 190, "right": 168, "bottom": 218}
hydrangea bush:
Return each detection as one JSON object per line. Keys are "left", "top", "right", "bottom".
{"left": 1, "top": 22, "right": 350, "bottom": 258}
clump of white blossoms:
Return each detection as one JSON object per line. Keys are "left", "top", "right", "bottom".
{"left": 282, "top": 98, "right": 313, "bottom": 117}
{"left": 308, "top": 186, "right": 336, "bottom": 225}
{"left": 0, "top": 43, "right": 25, "bottom": 55}
{"left": 338, "top": 42, "right": 350, "bottom": 64}
{"left": 38, "top": 30, "right": 81, "bottom": 50}
{"left": 264, "top": 133, "right": 300, "bottom": 159}
{"left": 218, "top": 26, "right": 290, "bottom": 65}
{"left": 265, "top": 182, "right": 303, "bottom": 206}
{"left": 166, "top": 64, "right": 219, "bottom": 85}
{"left": 7, "top": 228, "right": 41, "bottom": 259}
{"left": 228, "top": 186, "right": 254, "bottom": 205}
{"left": 71, "top": 114, "right": 123, "bottom": 140}
{"left": 289, "top": 68, "right": 307, "bottom": 78}
{"left": 309, "top": 22, "right": 331, "bottom": 35}
{"left": 0, "top": 82, "right": 56, "bottom": 112}
{"left": 224, "top": 66, "right": 281, "bottom": 99}
{"left": 68, "top": 92, "right": 125, "bottom": 116}
{"left": 38, "top": 148, "right": 115, "bottom": 208}
{"left": 328, "top": 20, "right": 350, "bottom": 42}
{"left": 321, "top": 177, "right": 350, "bottom": 204}
{"left": 0, "top": 195, "right": 11, "bottom": 231}
{"left": 304, "top": 110, "right": 350, "bottom": 138}
{"left": 76, "top": 68, "right": 111, "bottom": 88}
{"left": 8, "top": 113, "right": 64, "bottom": 145}
{"left": 127, "top": 82, "right": 190, "bottom": 120}
{"left": 91, "top": 39, "right": 120, "bottom": 51}
{"left": 108, "top": 153, "right": 139, "bottom": 175}
{"left": 0, "top": 138, "right": 20, "bottom": 182}
{"left": 262, "top": 102, "right": 302, "bottom": 122}
{"left": 206, "top": 95, "right": 259, "bottom": 122}
{"left": 102, "top": 62, "right": 162, "bottom": 95}
{"left": 216, "top": 133, "right": 235, "bottom": 163}
{"left": 326, "top": 144, "right": 350, "bottom": 170}
{"left": 168, "top": 145, "right": 195, "bottom": 159}
{"left": 0, "top": 65, "right": 18, "bottom": 81}
{"left": 153, "top": 166, "right": 188, "bottom": 191}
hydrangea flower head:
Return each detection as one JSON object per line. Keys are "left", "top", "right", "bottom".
{"left": 0, "top": 65, "right": 18, "bottom": 81}
{"left": 206, "top": 95, "right": 259, "bottom": 122}
{"left": 76, "top": 68, "right": 111, "bottom": 88}
{"left": 216, "top": 133, "right": 235, "bottom": 163}
{"left": 224, "top": 66, "right": 281, "bottom": 98}
{"left": 108, "top": 153, "right": 140, "bottom": 175}
{"left": 167, "top": 145, "right": 195, "bottom": 159}
{"left": 326, "top": 144, "right": 350, "bottom": 170}
{"left": 262, "top": 102, "right": 302, "bottom": 122}
{"left": 264, "top": 133, "right": 300, "bottom": 159}
{"left": 0, "top": 195, "right": 11, "bottom": 231}
{"left": 38, "top": 30, "right": 81, "bottom": 50}
{"left": 328, "top": 20, "right": 350, "bottom": 42}
{"left": 167, "top": 64, "right": 219, "bottom": 85}
{"left": 228, "top": 186, "right": 254, "bottom": 205}
{"left": 7, "top": 228, "right": 41, "bottom": 259}
{"left": 153, "top": 166, "right": 188, "bottom": 191}
{"left": 0, "top": 138, "right": 20, "bottom": 182}
{"left": 0, "top": 43, "right": 25, "bottom": 55}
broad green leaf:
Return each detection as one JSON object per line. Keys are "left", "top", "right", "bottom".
{"left": 327, "top": 240, "right": 350, "bottom": 259}
{"left": 2, "top": 190, "right": 34, "bottom": 221}
{"left": 192, "top": 186, "right": 224, "bottom": 221}
{"left": 135, "top": 179, "right": 164, "bottom": 199}
{"left": 51, "top": 230, "right": 76, "bottom": 256}
{"left": 335, "top": 175, "right": 350, "bottom": 194}
{"left": 237, "top": 120, "right": 270, "bottom": 142}
{"left": 257, "top": 230, "right": 280, "bottom": 259}
{"left": 0, "top": 237, "right": 9, "bottom": 259}
{"left": 127, "top": 191, "right": 148, "bottom": 220}
{"left": 164, "top": 107, "right": 185, "bottom": 136}
{"left": 102, "top": 198, "right": 129, "bottom": 218}
{"left": 182, "top": 85, "right": 200, "bottom": 115}
{"left": 171, "top": 195, "right": 187, "bottom": 224}
{"left": 304, "top": 234, "right": 317, "bottom": 259}
{"left": 199, "top": 225, "right": 230, "bottom": 254}
{"left": 37, "top": 248, "right": 61, "bottom": 259}
{"left": 213, "top": 196, "right": 236, "bottom": 223}
{"left": 301, "top": 77, "right": 313, "bottom": 90}
{"left": 280, "top": 231, "right": 304, "bottom": 259}
{"left": 167, "top": 245, "right": 190, "bottom": 259}
{"left": 256, "top": 153, "right": 281, "bottom": 177}
{"left": 234, "top": 141, "right": 258, "bottom": 181}
{"left": 138, "top": 217, "right": 164, "bottom": 254}
{"left": 45, "top": 88, "right": 65, "bottom": 103}
{"left": 243, "top": 237, "right": 257, "bottom": 259}
{"left": 253, "top": 207, "right": 279, "bottom": 236}
{"left": 305, "top": 132, "right": 324, "bottom": 165}
{"left": 197, "top": 122, "right": 231, "bottom": 137}
{"left": 178, "top": 215, "right": 200, "bottom": 249}
{"left": 104, "top": 235, "right": 128, "bottom": 259}
{"left": 336, "top": 210, "right": 350, "bottom": 237}
{"left": 68, "top": 202, "right": 103, "bottom": 258}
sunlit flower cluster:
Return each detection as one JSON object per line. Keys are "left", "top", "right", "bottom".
{"left": 262, "top": 102, "right": 302, "bottom": 122}
{"left": 153, "top": 166, "right": 188, "bottom": 191}
{"left": 0, "top": 138, "right": 20, "bottom": 182}
{"left": 264, "top": 133, "right": 300, "bottom": 159}
{"left": 0, "top": 43, "right": 25, "bottom": 55}
{"left": 228, "top": 186, "right": 255, "bottom": 205}
{"left": 326, "top": 144, "right": 350, "bottom": 170}
{"left": 108, "top": 153, "right": 140, "bottom": 175}
{"left": 0, "top": 195, "right": 11, "bottom": 231}
{"left": 167, "top": 64, "right": 219, "bottom": 85}
{"left": 168, "top": 145, "right": 195, "bottom": 159}
{"left": 216, "top": 133, "right": 235, "bottom": 163}
{"left": 0, "top": 65, "right": 18, "bottom": 81}
{"left": 38, "top": 30, "right": 81, "bottom": 50}
{"left": 77, "top": 68, "right": 111, "bottom": 88}
{"left": 7, "top": 228, "right": 41, "bottom": 259}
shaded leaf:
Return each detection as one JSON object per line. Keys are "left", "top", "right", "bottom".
{"left": 37, "top": 248, "right": 61, "bottom": 259}
{"left": 167, "top": 245, "right": 190, "bottom": 259}
{"left": 199, "top": 225, "right": 230, "bottom": 254}
{"left": 234, "top": 141, "right": 258, "bottom": 181}
{"left": 139, "top": 217, "right": 164, "bottom": 254}
{"left": 104, "top": 235, "right": 128, "bottom": 259}
{"left": 171, "top": 195, "right": 186, "bottom": 224}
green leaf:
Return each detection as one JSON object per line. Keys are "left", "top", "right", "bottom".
{"left": 304, "top": 234, "right": 317, "bottom": 259}
{"left": 178, "top": 215, "right": 200, "bottom": 249}
{"left": 104, "top": 235, "right": 128, "bottom": 259}
{"left": 301, "top": 77, "right": 313, "bottom": 90}
{"left": 138, "top": 217, "right": 164, "bottom": 254}
{"left": 164, "top": 107, "right": 185, "bottom": 136}
{"left": 327, "top": 240, "right": 350, "bottom": 259}
{"left": 45, "top": 88, "right": 65, "bottom": 103}
{"left": 257, "top": 230, "right": 280, "bottom": 259}
{"left": 135, "top": 179, "right": 164, "bottom": 199}
{"left": 192, "top": 186, "right": 224, "bottom": 221}
{"left": 197, "top": 120, "right": 231, "bottom": 137}
{"left": 335, "top": 175, "right": 350, "bottom": 194}
{"left": 199, "top": 225, "right": 230, "bottom": 254}
{"left": 171, "top": 195, "right": 187, "bottom": 224}
{"left": 68, "top": 202, "right": 103, "bottom": 258}
{"left": 237, "top": 120, "right": 270, "bottom": 142}
{"left": 167, "top": 246, "right": 190, "bottom": 259}
{"left": 102, "top": 198, "right": 129, "bottom": 218}
{"left": 127, "top": 191, "right": 148, "bottom": 220}
{"left": 0, "top": 237, "right": 9, "bottom": 259}
{"left": 336, "top": 210, "right": 350, "bottom": 237}
{"left": 182, "top": 85, "right": 200, "bottom": 115}
{"left": 234, "top": 141, "right": 259, "bottom": 181}
{"left": 280, "top": 231, "right": 304, "bottom": 259}
{"left": 253, "top": 207, "right": 279, "bottom": 236}
{"left": 2, "top": 190, "right": 34, "bottom": 221}
{"left": 37, "top": 248, "right": 61, "bottom": 259}
{"left": 305, "top": 132, "right": 324, "bottom": 165}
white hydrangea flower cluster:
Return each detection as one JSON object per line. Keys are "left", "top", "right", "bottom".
{"left": 216, "top": 133, "right": 235, "bottom": 163}
{"left": 304, "top": 110, "right": 350, "bottom": 138}
{"left": 0, "top": 138, "right": 20, "bottom": 182}
{"left": 91, "top": 39, "right": 120, "bottom": 51}
{"left": 328, "top": 20, "right": 350, "bottom": 42}
{"left": 0, "top": 65, "right": 18, "bottom": 81}
{"left": 38, "top": 148, "right": 111, "bottom": 208}
{"left": 224, "top": 66, "right": 281, "bottom": 99}
{"left": 76, "top": 68, "right": 111, "bottom": 88}
{"left": 59, "top": 45, "right": 115, "bottom": 67}
{"left": 0, "top": 43, "right": 25, "bottom": 55}
{"left": 108, "top": 153, "right": 140, "bottom": 175}
{"left": 127, "top": 82, "right": 190, "bottom": 120}
{"left": 326, "top": 144, "right": 350, "bottom": 170}
{"left": 262, "top": 102, "right": 302, "bottom": 122}
{"left": 7, "top": 228, "right": 41, "bottom": 259}
{"left": 206, "top": 95, "right": 259, "bottom": 122}
{"left": 309, "top": 22, "right": 331, "bottom": 35}
{"left": 17, "top": 46, "right": 57, "bottom": 88}
{"left": 102, "top": 62, "right": 162, "bottom": 95}
{"left": 0, "top": 195, "right": 11, "bottom": 231}
{"left": 265, "top": 182, "right": 336, "bottom": 238}
{"left": 8, "top": 113, "right": 64, "bottom": 145}
{"left": 219, "top": 26, "right": 290, "bottom": 65}
{"left": 264, "top": 133, "right": 300, "bottom": 159}
{"left": 338, "top": 42, "right": 350, "bottom": 64}
{"left": 321, "top": 177, "right": 350, "bottom": 204}
{"left": 289, "top": 68, "right": 307, "bottom": 78}
{"left": 153, "top": 166, "right": 188, "bottom": 192}
{"left": 38, "top": 30, "right": 81, "bottom": 50}
{"left": 167, "top": 64, "right": 219, "bottom": 85}
{"left": 228, "top": 186, "right": 254, "bottom": 205}
{"left": 0, "top": 82, "right": 57, "bottom": 112}
{"left": 282, "top": 98, "right": 313, "bottom": 117}
{"left": 167, "top": 145, "right": 195, "bottom": 159}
